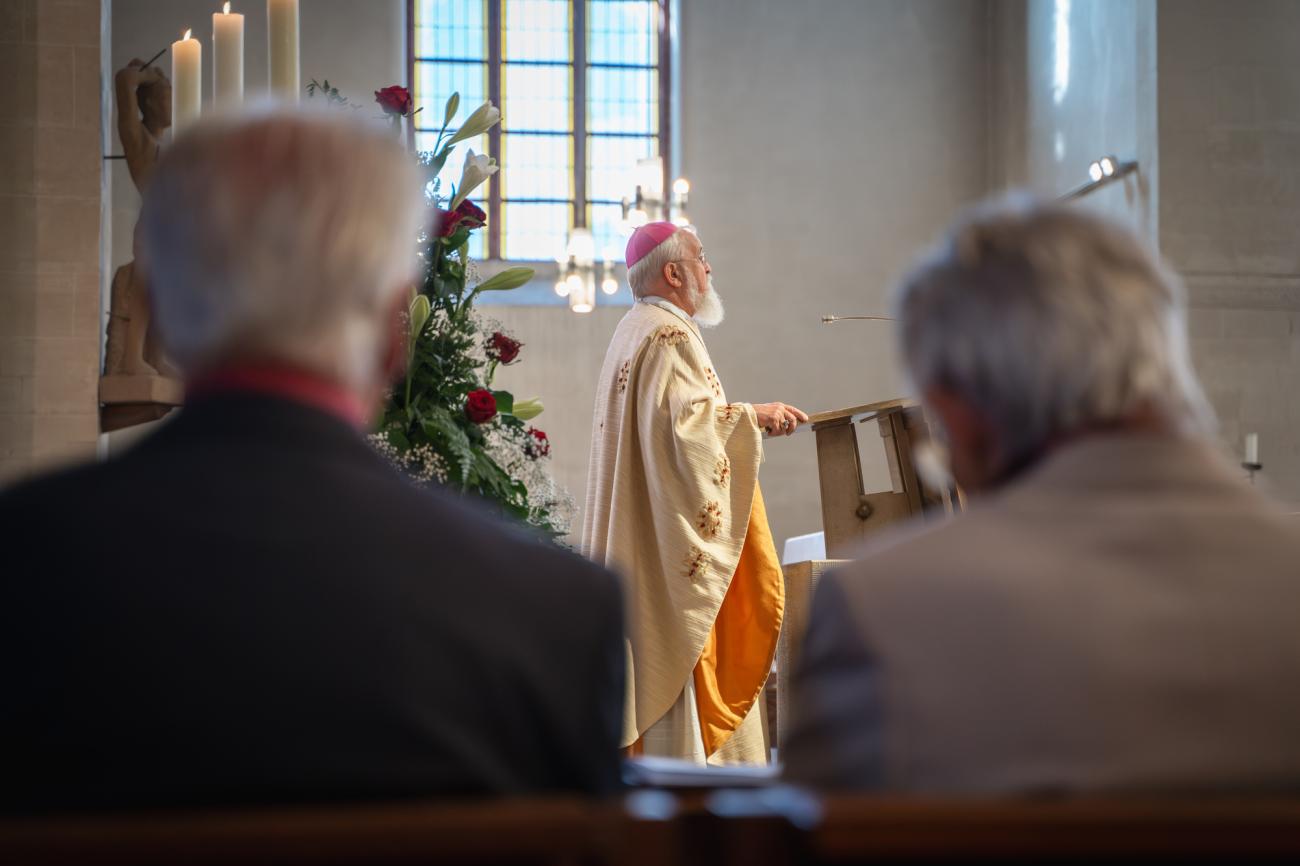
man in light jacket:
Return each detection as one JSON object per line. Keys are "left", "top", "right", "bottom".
{"left": 783, "top": 197, "right": 1300, "bottom": 794}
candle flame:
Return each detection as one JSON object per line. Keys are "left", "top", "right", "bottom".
{"left": 223, "top": 1, "right": 231, "bottom": 13}
{"left": 182, "top": 28, "right": 192, "bottom": 40}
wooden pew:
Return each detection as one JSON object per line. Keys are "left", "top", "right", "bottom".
{"left": 697, "top": 790, "right": 1300, "bottom": 864}
{"left": 812, "top": 798, "right": 1300, "bottom": 862}
{"left": 0, "top": 797, "right": 675, "bottom": 866}
{"left": 5, "top": 793, "right": 1300, "bottom": 865}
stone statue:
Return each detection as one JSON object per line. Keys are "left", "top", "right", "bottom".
{"left": 106, "top": 58, "right": 173, "bottom": 377}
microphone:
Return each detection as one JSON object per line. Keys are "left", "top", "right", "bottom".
{"left": 821, "top": 315, "right": 894, "bottom": 324}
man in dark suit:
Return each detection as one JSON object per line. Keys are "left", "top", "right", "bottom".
{"left": 0, "top": 111, "right": 624, "bottom": 812}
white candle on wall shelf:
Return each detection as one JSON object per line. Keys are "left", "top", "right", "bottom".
{"left": 171, "top": 29, "right": 202, "bottom": 135}
{"left": 1245, "top": 432, "right": 1259, "bottom": 465}
{"left": 268, "top": 0, "right": 300, "bottom": 100}
{"left": 213, "top": 2, "right": 245, "bottom": 107}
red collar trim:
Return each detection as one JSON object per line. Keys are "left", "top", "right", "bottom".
{"left": 186, "top": 364, "right": 370, "bottom": 429}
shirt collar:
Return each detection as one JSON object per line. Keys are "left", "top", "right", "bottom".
{"left": 186, "top": 363, "right": 371, "bottom": 430}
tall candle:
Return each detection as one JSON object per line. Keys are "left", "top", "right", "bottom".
{"left": 1245, "top": 432, "right": 1260, "bottom": 464}
{"left": 171, "top": 29, "right": 202, "bottom": 135}
{"left": 268, "top": 0, "right": 300, "bottom": 100}
{"left": 213, "top": 2, "right": 244, "bottom": 107}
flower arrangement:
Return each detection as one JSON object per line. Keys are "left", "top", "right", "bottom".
{"left": 308, "top": 82, "right": 574, "bottom": 536}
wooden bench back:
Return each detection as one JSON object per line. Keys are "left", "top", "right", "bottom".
{"left": 5, "top": 793, "right": 1300, "bottom": 865}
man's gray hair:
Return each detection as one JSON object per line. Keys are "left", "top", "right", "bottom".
{"left": 627, "top": 226, "right": 694, "bottom": 298}
{"left": 893, "top": 196, "right": 1214, "bottom": 466}
{"left": 141, "top": 108, "right": 425, "bottom": 386}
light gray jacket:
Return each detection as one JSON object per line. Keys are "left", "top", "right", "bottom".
{"left": 783, "top": 435, "right": 1300, "bottom": 794}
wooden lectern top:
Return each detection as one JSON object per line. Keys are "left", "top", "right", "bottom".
{"left": 808, "top": 398, "right": 915, "bottom": 429}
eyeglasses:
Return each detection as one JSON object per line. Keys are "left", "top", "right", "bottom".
{"left": 671, "top": 251, "right": 707, "bottom": 266}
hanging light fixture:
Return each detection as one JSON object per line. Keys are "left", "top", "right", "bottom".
{"left": 562, "top": 227, "right": 597, "bottom": 314}
{"left": 620, "top": 155, "right": 691, "bottom": 233}
{"left": 600, "top": 246, "right": 620, "bottom": 295}
{"left": 568, "top": 273, "right": 595, "bottom": 314}
{"left": 671, "top": 177, "right": 691, "bottom": 226}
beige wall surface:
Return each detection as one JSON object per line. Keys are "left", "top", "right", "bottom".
{"left": 0, "top": 0, "right": 104, "bottom": 485}
{"left": 1159, "top": 0, "right": 1300, "bottom": 503}
{"left": 491, "top": 0, "right": 992, "bottom": 548}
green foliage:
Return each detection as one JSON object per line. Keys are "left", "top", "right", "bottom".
{"left": 306, "top": 78, "right": 352, "bottom": 107}
{"left": 474, "top": 267, "right": 535, "bottom": 293}
{"left": 367, "top": 90, "right": 572, "bottom": 536}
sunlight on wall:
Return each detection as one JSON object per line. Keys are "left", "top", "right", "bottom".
{"left": 1052, "top": 0, "right": 1071, "bottom": 105}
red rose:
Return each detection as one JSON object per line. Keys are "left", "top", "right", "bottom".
{"left": 434, "top": 199, "right": 487, "bottom": 238}
{"left": 434, "top": 208, "right": 459, "bottom": 237}
{"left": 374, "top": 85, "right": 413, "bottom": 117}
{"left": 465, "top": 388, "right": 497, "bottom": 424}
{"left": 487, "top": 331, "right": 522, "bottom": 364}
{"left": 525, "top": 427, "right": 550, "bottom": 459}
{"left": 454, "top": 199, "right": 486, "bottom": 228}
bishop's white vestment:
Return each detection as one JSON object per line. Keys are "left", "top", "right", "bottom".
{"left": 582, "top": 298, "right": 784, "bottom": 765}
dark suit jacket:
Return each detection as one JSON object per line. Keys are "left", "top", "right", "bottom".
{"left": 0, "top": 393, "right": 624, "bottom": 812}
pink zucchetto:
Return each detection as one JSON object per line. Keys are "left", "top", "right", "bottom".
{"left": 625, "top": 221, "right": 680, "bottom": 268}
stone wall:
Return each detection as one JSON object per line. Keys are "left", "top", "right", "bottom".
{"left": 0, "top": 0, "right": 104, "bottom": 484}
{"left": 1159, "top": 0, "right": 1300, "bottom": 502}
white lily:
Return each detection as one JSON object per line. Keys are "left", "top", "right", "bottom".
{"left": 446, "top": 100, "right": 501, "bottom": 147}
{"left": 451, "top": 150, "right": 498, "bottom": 209}
{"left": 512, "top": 397, "right": 544, "bottom": 421}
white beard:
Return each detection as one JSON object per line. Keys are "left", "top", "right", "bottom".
{"left": 692, "top": 274, "right": 725, "bottom": 328}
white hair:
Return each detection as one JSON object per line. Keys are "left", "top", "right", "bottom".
{"left": 892, "top": 195, "right": 1215, "bottom": 467}
{"left": 141, "top": 107, "right": 426, "bottom": 387}
{"left": 627, "top": 226, "right": 695, "bottom": 298}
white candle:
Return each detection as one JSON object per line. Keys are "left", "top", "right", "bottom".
{"left": 213, "top": 2, "right": 244, "bottom": 108}
{"left": 1245, "top": 432, "right": 1259, "bottom": 464}
{"left": 171, "top": 29, "right": 202, "bottom": 135}
{"left": 268, "top": 0, "right": 300, "bottom": 100}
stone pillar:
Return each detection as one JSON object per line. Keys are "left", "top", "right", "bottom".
{"left": 0, "top": 0, "right": 104, "bottom": 484}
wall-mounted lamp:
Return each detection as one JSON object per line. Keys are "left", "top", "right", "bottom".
{"left": 1063, "top": 154, "right": 1139, "bottom": 200}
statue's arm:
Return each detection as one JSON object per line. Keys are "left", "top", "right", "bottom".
{"left": 114, "top": 60, "right": 156, "bottom": 190}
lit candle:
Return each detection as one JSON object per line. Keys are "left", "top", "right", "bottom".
{"left": 212, "top": 2, "right": 244, "bottom": 108}
{"left": 1245, "top": 432, "right": 1259, "bottom": 465}
{"left": 268, "top": 0, "right": 300, "bottom": 100}
{"left": 171, "top": 29, "right": 202, "bottom": 135}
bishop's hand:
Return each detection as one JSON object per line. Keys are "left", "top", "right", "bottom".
{"left": 753, "top": 402, "right": 809, "bottom": 437}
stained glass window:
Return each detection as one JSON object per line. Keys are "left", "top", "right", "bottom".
{"left": 412, "top": 0, "right": 669, "bottom": 277}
